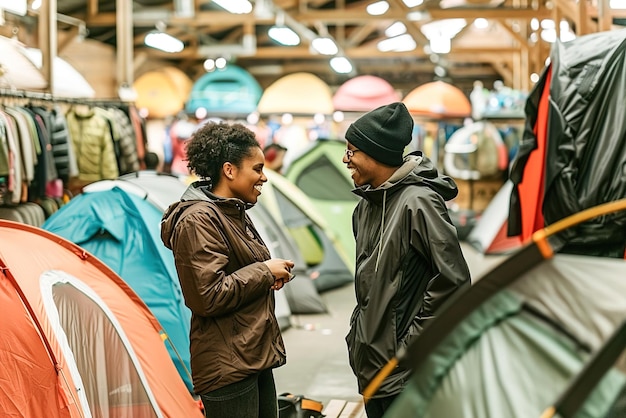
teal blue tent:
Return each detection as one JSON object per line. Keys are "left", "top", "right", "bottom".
{"left": 185, "top": 65, "right": 262, "bottom": 116}
{"left": 42, "top": 186, "right": 193, "bottom": 393}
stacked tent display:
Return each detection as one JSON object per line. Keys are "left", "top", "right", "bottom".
{"left": 0, "top": 220, "right": 202, "bottom": 417}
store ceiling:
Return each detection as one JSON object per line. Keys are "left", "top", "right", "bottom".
{"left": 14, "top": 0, "right": 626, "bottom": 94}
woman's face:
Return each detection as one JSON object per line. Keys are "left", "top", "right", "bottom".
{"left": 228, "top": 146, "right": 267, "bottom": 204}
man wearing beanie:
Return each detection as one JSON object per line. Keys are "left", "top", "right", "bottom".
{"left": 343, "top": 102, "right": 471, "bottom": 418}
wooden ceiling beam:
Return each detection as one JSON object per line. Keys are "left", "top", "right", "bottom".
{"left": 427, "top": 7, "right": 551, "bottom": 19}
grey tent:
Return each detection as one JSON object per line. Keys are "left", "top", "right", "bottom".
{"left": 543, "top": 319, "right": 626, "bottom": 418}
{"left": 385, "top": 253, "right": 626, "bottom": 417}
{"left": 359, "top": 200, "right": 626, "bottom": 418}
{"left": 118, "top": 171, "right": 327, "bottom": 315}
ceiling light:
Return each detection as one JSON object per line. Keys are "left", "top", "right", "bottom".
{"left": 312, "top": 37, "right": 338, "bottom": 55}
{"left": 215, "top": 57, "right": 227, "bottom": 69}
{"left": 144, "top": 31, "right": 184, "bottom": 53}
{"left": 434, "top": 65, "right": 447, "bottom": 77}
{"left": 530, "top": 18, "right": 540, "bottom": 31}
{"left": 421, "top": 19, "right": 467, "bottom": 40}
{"left": 403, "top": 0, "right": 424, "bottom": 6}
{"left": 611, "top": 0, "right": 626, "bottom": 8}
{"left": 212, "top": 0, "right": 252, "bottom": 14}
{"left": 203, "top": 58, "right": 215, "bottom": 71}
{"left": 377, "top": 34, "right": 416, "bottom": 52}
{"left": 407, "top": 11, "right": 429, "bottom": 21}
{"left": 269, "top": 26, "right": 300, "bottom": 46}
{"left": 385, "top": 22, "right": 407, "bottom": 37}
{"left": 2, "top": 0, "right": 27, "bottom": 15}
{"left": 330, "top": 56, "right": 353, "bottom": 74}
{"left": 367, "top": 1, "right": 390, "bottom": 15}
{"left": 430, "top": 36, "right": 451, "bottom": 54}
{"left": 473, "top": 18, "right": 489, "bottom": 29}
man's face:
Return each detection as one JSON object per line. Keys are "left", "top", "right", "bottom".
{"left": 342, "top": 142, "right": 383, "bottom": 187}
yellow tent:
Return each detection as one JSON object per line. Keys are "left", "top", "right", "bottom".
{"left": 134, "top": 67, "right": 193, "bottom": 119}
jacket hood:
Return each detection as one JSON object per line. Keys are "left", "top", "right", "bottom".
{"left": 353, "top": 151, "right": 458, "bottom": 202}
{"left": 161, "top": 180, "right": 254, "bottom": 250}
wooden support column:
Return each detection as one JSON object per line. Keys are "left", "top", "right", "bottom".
{"left": 497, "top": 20, "right": 530, "bottom": 91}
{"left": 39, "top": 0, "right": 57, "bottom": 94}
{"left": 598, "top": 0, "right": 613, "bottom": 31}
{"left": 577, "top": 0, "right": 589, "bottom": 34}
{"left": 116, "top": 0, "right": 134, "bottom": 91}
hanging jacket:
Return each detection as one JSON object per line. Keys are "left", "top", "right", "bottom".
{"left": 66, "top": 106, "right": 119, "bottom": 184}
{"left": 161, "top": 181, "right": 286, "bottom": 395}
{"left": 346, "top": 152, "right": 471, "bottom": 397}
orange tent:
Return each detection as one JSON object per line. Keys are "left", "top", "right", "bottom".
{"left": 0, "top": 220, "right": 203, "bottom": 417}
{"left": 403, "top": 80, "right": 471, "bottom": 118}
{"left": 134, "top": 67, "right": 193, "bottom": 119}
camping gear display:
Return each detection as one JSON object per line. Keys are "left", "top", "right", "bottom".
{"left": 0, "top": 220, "right": 203, "bottom": 417}
{"left": 117, "top": 171, "right": 328, "bottom": 315}
{"left": 508, "top": 30, "right": 626, "bottom": 258}
{"left": 42, "top": 185, "right": 195, "bottom": 393}
{"left": 443, "top": 120, "right": 508, "bottom": 181}
{"left": 259, "top": 169, "right": 354, "bottom": 292}
{"left": 284, "top": 139, "right": 359, "bottom": 263}
{"left": 361, "top": 199, "right": 626, "bottom": 418}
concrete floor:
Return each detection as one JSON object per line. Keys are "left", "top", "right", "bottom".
{"left": 273, "top": 243, "right": 508, "bottom": 408}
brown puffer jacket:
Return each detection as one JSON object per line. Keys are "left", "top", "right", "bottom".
{"left": 161, "top": 182, "right": 286, "bottom": 395}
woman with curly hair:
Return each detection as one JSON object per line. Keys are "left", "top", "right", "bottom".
{"left": 161, "top": 121, "right": 294, "bottom": 418}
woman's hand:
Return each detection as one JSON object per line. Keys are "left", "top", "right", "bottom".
{"left": 264, "top": 258, "right": 295, "bottom": 290}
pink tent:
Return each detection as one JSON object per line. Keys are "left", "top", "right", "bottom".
{"left": 332, "top": 75, "right": 400, "bottom": 112}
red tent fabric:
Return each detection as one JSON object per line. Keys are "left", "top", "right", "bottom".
{"left": 517, "top": 66, "right": 551, "bottom": 241}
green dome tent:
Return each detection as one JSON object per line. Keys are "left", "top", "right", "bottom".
{"left": 259, "top": 169, "right": 354, "bottom": 292}
{"left": 284, "top": 139, "right": 359, "bottom": 263}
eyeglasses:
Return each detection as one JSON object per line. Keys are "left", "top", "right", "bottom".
{"left": 344, "top": 148, "right": 361, "bottom": 160}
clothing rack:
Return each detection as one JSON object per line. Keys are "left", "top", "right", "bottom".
{"left": 0, "top": 88, "right": 133, "bottom": 107}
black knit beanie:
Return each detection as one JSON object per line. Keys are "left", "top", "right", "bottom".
{"left": 345, "top": 102, "right": 414, "bottom": 166}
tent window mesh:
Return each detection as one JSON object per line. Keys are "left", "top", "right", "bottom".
{"left": 52, "top": 283, "right": 158, "bottom": 418}
{"left": 294, "top": 155, "right": 357, "bottom": 202}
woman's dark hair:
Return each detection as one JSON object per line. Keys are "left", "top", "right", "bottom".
{"left": 185, "top": 122, "right": 259, "bottom": 186}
